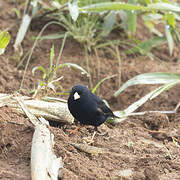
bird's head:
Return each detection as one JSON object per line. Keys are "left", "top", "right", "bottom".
{"left": 70, "top": 84, "right": 89, "bottom": 101}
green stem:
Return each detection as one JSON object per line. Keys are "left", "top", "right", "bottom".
{"left": 19, "top": 21, "right": 63, "bottom": 90}
{"left": 115, "top": 46, "right": 121, "bottom": 88}
{"left": 94, "top": 47, "right": 100, "bottom": 95}
{"left": 84, "top": 46, "right": 92, "bottom": 89}
{"left": 56, "top": 32, "right": 68, "bottom": 67}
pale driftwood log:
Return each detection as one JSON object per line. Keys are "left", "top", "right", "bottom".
{"left": 0, "top": 93, "right": 74, "bottom": 124}
{"left": 31, "top": 118, "right": 63, "bottom": 180}
{"left": 16, "top": 97, "right": 63, "bottom": 180}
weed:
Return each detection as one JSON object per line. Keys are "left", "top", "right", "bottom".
{"left": 32, "top": 44, "right": 89, "bottom": 98}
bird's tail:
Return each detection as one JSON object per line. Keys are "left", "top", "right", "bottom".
{"left": 113, "top": 114, "right": 120, "bottom": 119}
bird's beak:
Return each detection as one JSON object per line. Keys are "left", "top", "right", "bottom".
{"left": 74, "top": 92, "right": 80, "bottom": 100}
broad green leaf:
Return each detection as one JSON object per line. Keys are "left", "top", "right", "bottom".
{"left": 0, "top": 31, "right": 10, "bottom": 55}
{"left": 80, "top": 2, "right": 145, "bottom": 12}
{"left": 166, "top": 13, "right": 175, "bottom": 28}
{"left": 112, "top": 80, "right": 179, "bottom": 124}
{"left": 127, "top": 0, "right": 137, "bottom": 34}
{"left": 102, "top": 12, "right": 116, "bottom": 37}
{"left": 80, "top": 2, "right": 180, "bottom": 13}
{"left": 92, "top": 74, "right": 117, "bottom": 94}
{"left": 146, "top": 3, "right": 180, "bottom": 12}
{"left": 32, "top": 66, "right": 47, "bottom": 79}
{"left": 125, "top": 37, "right": 166, "bottom": 55}
{"left": 138, "top": 0, "right": 151, "bottom": 5}
{"left": 78, "top": 0, "right": 109, "bottom": 7}
{"left": 114, "top": 72, "right": 180, "bottom": 97}
{"left": 165, "top": 25, "right": 174, "bottom": 56}
{"left": 127, "top": 9, "right": 137, "bottom": 34}
{"left": 55, "top": 63, "right": 89, "bottom": 77}
{"left": 142, "top": 13, "right": 163, "bottom": 21}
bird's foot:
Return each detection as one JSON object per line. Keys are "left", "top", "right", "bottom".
{"left": 83, "top": 136, "right": 94, "bottom": 144}
{"left": 83, "top": 131, "right": 97, "bottom": 144}
{"left": 67, "top": 127, "right": 80, "bottom": 135}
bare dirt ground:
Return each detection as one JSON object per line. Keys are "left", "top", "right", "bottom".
{"left": 0, "top": 1, "right": 180, "bottom": 180}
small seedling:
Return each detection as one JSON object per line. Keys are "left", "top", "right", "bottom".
{"left": 32, "top": 44, "right": 89, "bottom": 98}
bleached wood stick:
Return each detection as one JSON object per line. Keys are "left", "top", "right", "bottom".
{"left": 0, "top": 93, "right": 74, "bottom": 124}
{"left": 31, "top": 118, "right": 63, "bottom": 180}
{"left": 16, "top": 97, "right": 63, "bottom": 180}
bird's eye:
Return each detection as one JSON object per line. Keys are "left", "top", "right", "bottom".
{"left": 78, "top": 91, "right": 82, "bottom": 95}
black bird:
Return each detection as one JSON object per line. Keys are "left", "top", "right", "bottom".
{"left": 68, "top": 84, "right": 117, "bottom": 142}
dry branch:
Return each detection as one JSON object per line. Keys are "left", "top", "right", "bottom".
{"left": 16, "top": 96, "right": 63, "bottom": 180}
{"left": 31, "top": 118, "right": 63, "bottom": 180}
{"left": 0, "top": 93, "right": 74, "bottom": 124}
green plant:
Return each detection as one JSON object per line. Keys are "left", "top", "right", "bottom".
{"left": 30, "top": 0, "right": 120, "bottom": 89}
{"left": 18, "top": 0, "right": 180, "bottom": 95}
{"left": 79, "top": 0, "right": 180, "bottom": 56}
{"left": 0, "top": 31, "right": 11, "bottom": 55}
{"left": 92, "top": 74, "right": 117, "bottom": 94}
{"left": 32, "top": 44, "right": 89, "bottom": 97}
{"left": 39, "top": 6, "right": 120, "bottom": 87}
{"left": 109, "top": 72, "right": 180, "bottom": 123}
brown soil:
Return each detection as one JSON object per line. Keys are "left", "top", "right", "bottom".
{"left": 0, "top": 1, "right": 180, "bottom": 179}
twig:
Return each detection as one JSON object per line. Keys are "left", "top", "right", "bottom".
{"left": 174, "top": 102, "right": 180, "bottom": 112}
{"left": 142, "top": 128, "right": 166, "bottom": 134}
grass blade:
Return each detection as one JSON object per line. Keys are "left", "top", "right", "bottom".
{"left": 114, "top": 72, "right": 180, "bottom": 97}
{"left": 55, "top": 63, "right": 90, "bottom": 77}
{"left": 14, "top": 14, "right": 31, "bottom": 51}
{"left": 81, "top": 2, "right": 145, "bottom": 12}
{"left": 0, "top": 31, "right": 10, "bottom": 55}
{"left": 92, "top": 74, "right": 117, "bottom": 94}
{"left": 165, "top": 25, "right": 174, "bottom": 56}
{"left": 49, "top": 45, "right": 54, "bottom": 73}
{"left": 127, "top": 0, "right": 137, "bottom": 34}
{"left": 32, "top": 66, "right": 47, "bottom": 79}
{"left": 146, "top": 3, "right": 180, "bottom": 12}
{"left": 125, "top": 37, "right": 166, "bottom": 55}
{"left": 81, "top": 2, "right": 180, "bottom": 13}
{"left": 112, "top": 80, "right": 179, "bottom": 123}
{"left": 32, "top": 33, "right": 65, "bottom": 40}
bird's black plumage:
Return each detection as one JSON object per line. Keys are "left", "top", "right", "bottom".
{"left": 68, "top": 84, "right": 116, "bottom": 131}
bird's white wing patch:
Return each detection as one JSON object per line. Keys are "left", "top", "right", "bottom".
{"left": 74, "top": 92, "right": 80, "bottom": 100}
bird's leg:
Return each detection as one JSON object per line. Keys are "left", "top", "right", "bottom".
{"left": 91, "top": 131, "right": 97, "bottom": 141}
{"left": 67, "top": 125, "right": 83, "bottom": 134}
{"left": 83, "top": 127, "right": 98, "bottom": 144}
